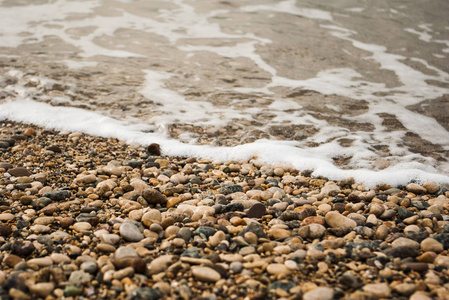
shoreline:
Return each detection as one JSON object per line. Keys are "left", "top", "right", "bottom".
{"left": 1, "top": 120, "right": 449, "bottom": 299}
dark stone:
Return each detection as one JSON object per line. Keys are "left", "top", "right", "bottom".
{"left": 204, "top": 164, "right": 214, "bottom": 172}
{"left": 181, "top": 247, "right": 200, "bottom": 258}
{"left": 220, "top": 184, "right": 243, "bottom": 195}
{"left": 379, "top": 209, "right": 396, "bottom": 220}
{"left": 7, "top": 167, "right": 32, "bottom": 177}
{"left": 327, "top": 227, "right": 351, "bottom": 237}
{"left": 265, "top": 179, "right": 279, "bottom": 187}
{"left": 239, "top": 222, "right": 267, "bottom": 239}
{"left": 4, "top": 275, "right": 28, "bottom": 292}
{"left": 46, "top": 145, "right": 62, "bottom": 153}
{"left": 11, "top": 240, "right": 35, "bottom": 257}
{"left": 80, "top": 206, "right": 99, "bottom": 213}
{"left": 0, "top": 162, "right": 13, "bottom": 170}
{"left": 426, "top": 213, "right": 443, "bottom": 221}
{"left": 443, "top": 223, "right": 449, "bottom": 233}
{"left": 64, "top": 286, "right": 83, "bottom": 297}
{"left": 402, "top": 262, "right": 428, "bottom": 272}
{"left": 212, "top": 204, "right": 224, "bottom": 214}
{"left": 142, "top": 189, "right": 167, "bottom": 205}
{"left": 268, "top": 280, "right": 295, "bottom": 291}
{"left": 246, "top": 203, "right": 266, "bottom": 218}
{"left": 224, "top": 202, "right": 244, "bottom": 212}
{"left": 285, "top": 220, "right": 302, "bottom": 229}
{"left": 0, "top": 224, "right": 12, "bottom": 237}
{"left": 345, "top": 241, "right": 382, "bottom": 251}
{"left": 189, "top": 176, "right": 202, "bottom": 185}
{"left": 124, "top": 160, "right": 144, "bottom": 169}
{"left": 382, "top": 246, "right": 418, "bottom": 258}
{"left": 0, "top": 140, "right": 10, "bottom": 148}
{"left": 194, "top": 226, "right": 216, "bottom": 238}
{"left": 339, "top": 271, "right": 362, "bottom": 289}
{"left": 405, "top": 230, "right": 428, "bottom": 243}
{"left": 432, "top": 233, "right": 449, "bottom": 250}
{"left": 333, "top": 203, "right": 346, "bottom": 213}
{"left": 280, "top": 211, "right": 301, "bottom": 221}
{"left": 145, "top": 162, "right": 160, "bottom": 168}
{"left": 43, "top": 190, "right": 71, "bottom": 201}
{"left": 398, "top": 207, "right": 415, "bottom": 219}
{"left": 147, "top": 143, "right": 161, "bottom": 156}
{"left": 16, "top": 220, "right": 29, "bottom": 230}
{"left": 333, "top": 197, "right": 345, "bottom": 203}
{"left": 14, "top": 183, "right": 31, "bottom": 190}
{"left": 410, "top": 200, "right": 429, "bottom": 210}
{"left": 113, "top": 257, "right": 146, "bottom": 274}
{"left": 267, "top": 198, "right": 281, "bottom": 206}
{"left": 32, "top": 197, "right": 53, "bottom": 209}
{"left": 36, "top": 236, "right": 53, "bottom": 248}
{"left": 76, "top": 213, "right": 99, "bottom": 226}
{"left": 11, "top": 134, "right": 27, "bottom": 141}
{"left": 128, "top": 287, "right": 163, "bottom": 300}
{"left": 0, "top": 138, "right": 15, "bottom": 147}
{"left": 177, "top": 227, "right": 192, "bottom": 242}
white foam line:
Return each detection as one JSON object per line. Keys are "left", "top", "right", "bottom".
{"left": 1, "top": 99, "right": 448, "bottom": 188}
{"left": 241, "top": 0, "right": 333, "bottom": 21}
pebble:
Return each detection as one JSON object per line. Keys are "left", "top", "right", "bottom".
{"left": 230, "top": 261, "right": 243, "bottom": 273}
{"left": 72, "top": 222, "right": 92, "bottom": 232}
{"left": 29, "top": 282, "right": 55, "bottom": 298}
{"left": 28, "top": 256, "right": 53, "bottom": 267}
{"left": 80, "top": 261, "right": 98, "bottom": 274}
{"left": 362, "top": 283, "right": 391, "bottom": 298}
{"left": 8, "top": 167, "right": 32, "bottom": 177}
{"left": 303, "top": 287, "right": 334, "bottom": 300}
{"left": 68, "top": 270, "right": 91, "bottom": 286}
{"left": 423, "top": 182, "right": 439, "bottom": 194}
{"left": 120, "top": 222, "right": 144, "bottom": 242}
{"left": 266, "top": 263, "right": 290, "bottom": 275}
{"left": 308, "top": 223, "right": 326, "bottom": 239}
{"left": 246, "top": 202, "right": 266, "bottom": 218}
{"left": 392, "top": 237, "right": 420, "bottom": 249}
{"left": 268, "top": 227, "right": 291, "bottom": 240}
{"left": 191, "top": 266, "right": 221, "bottom": 282}
{"left": 115, "top": 246, "right": 138, "bottom": 259}
{"left": 421, "top": 238, "right": 444, "bottom": 253}
{"left": 394, "top": 283, "right": 416, "bottom": 296}
{"left": 101, "top": 233, "right": 121, "bottom": 245}
{"left": 406, "top": 183, "right": 427, "bottom": 194}
{"left": 146, "top": 255, "right": 176, "bottom": 276}
{"left": 325, "top": 211, "right": 357, "bottom": 229}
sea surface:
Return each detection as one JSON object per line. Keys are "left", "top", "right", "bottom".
{"left": 0, "top": 0, "right": 448, "bottom": 187}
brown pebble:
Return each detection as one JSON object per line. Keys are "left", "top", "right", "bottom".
{"left": 0, "top": 224, "right": 12, "bottom": 237}
{"left": 4, "top": 254, "right": 23, "bottom": 267}
{"left": 59, "top": 217, "right": 74, "bottom": 228}
{"left": 7, "top": 167, "right": 32, "bottom": 177}
{"left": 46, "top": 145, "right": 62, "bottom": 153}
{"left": 23, "top": 128, "right": 36, "bottom": 136}
{"left": 246, "top": 203, "right": 266, "bottom": 219}
{"left": 417, "top": 252, "right": 437, "bottom": 263}
{"left": 147, "top": 143, "right": 161, "bottom": 156}
{"left": 302, "top": 216, "right": 325, "bottom": 226}
{"left": 113, "top": 257, "right": 146, "bottom": 274}
{"left": 402, "top": 262, "right": 428, "bottom": 272}
{"left": 0, "top": 163, "right": 13, "bottom": 170}
{"left": 142, "top": 188, "right": 167, "bottom": 205}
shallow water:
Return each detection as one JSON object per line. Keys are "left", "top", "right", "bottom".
{"left": 0, "top": 0, "right": 448, "bottom": 186}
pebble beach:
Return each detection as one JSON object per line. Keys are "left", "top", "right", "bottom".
{"left": 1, "top": 121, "right": 449, "bottom": 300}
